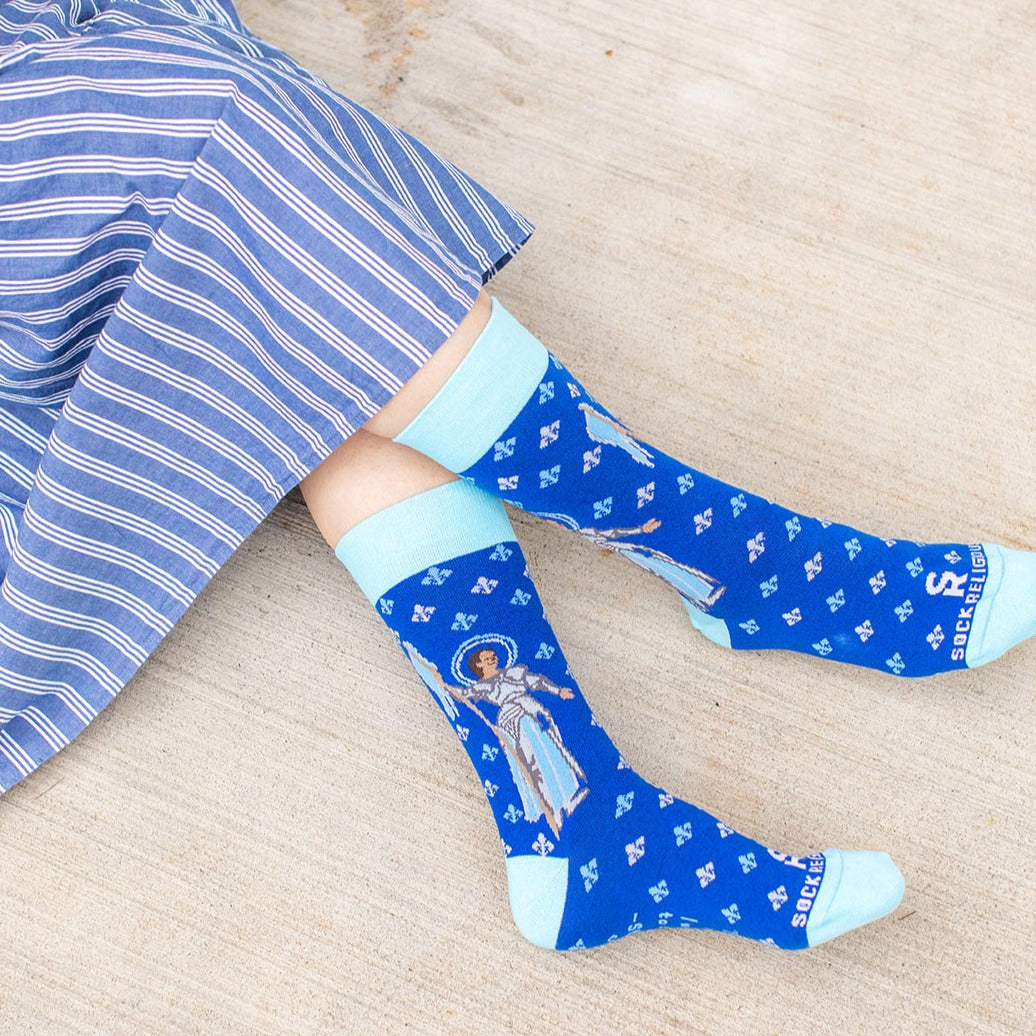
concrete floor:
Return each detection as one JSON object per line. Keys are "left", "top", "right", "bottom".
{"left": 1, "top": 1, "right": 1033, "bottom": 1031}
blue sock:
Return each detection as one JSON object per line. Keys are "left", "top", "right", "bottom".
{"left": 396, "top": 300, "right": 1036, "bottom": 677}
{"left": 336, "top": 480, "right": 904, "bottom": 950}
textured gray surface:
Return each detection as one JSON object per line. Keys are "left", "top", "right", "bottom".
{"left": 2, "top": 1, "right": 1033, "bottom": 1032}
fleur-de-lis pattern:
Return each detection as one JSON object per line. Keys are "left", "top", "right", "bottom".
{"left": 625, "top": 836, "right": 646, "bottom": 866}
{"left": 452, "top": 340, "right": 985, "bottom": 679}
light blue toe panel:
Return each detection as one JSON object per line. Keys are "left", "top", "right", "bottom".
{"left": 683, "top": 599, "right": 732, "bottom": 649}
{"left": 505, "top": 855, "right": 568, "bottom": 950}
{"left": 806, "top": 849, "right": 905, "bottom": 948}
{"left": 966, "top": 544, "right": 1036, "bottom": 667}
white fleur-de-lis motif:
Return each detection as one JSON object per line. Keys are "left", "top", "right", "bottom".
{"left": 747, "top": 532, "right": 766, "bottom": 563}
{"left": 870, "top": 570, "right": 887, "bottom": 594}
{"left": 538, "top": 381, "right": 554, "bottom": 404}
{"left": 490, "top": 543, "right": 513, "bottom": 562}
{"left": 535, "top": 642, "right": 555, "bottom": 660}
{"left": 593, "top": 496, "right": 613, "bottom": 519}
{"left": 532, "top": 832, "right": 555, "bottom": 856}
{"left": 768, "top": 886, "right": 789, "bottom": 910}
{"left": 855, "top": 619, "right": 875, "bottom": 642}
{"left": 716, "top": 822, "right": 734, "bottom": 838}
{"left": 739, "top": 852, "right": 758, "bottom": 874}
{"left": 497, "top": 475, "right": 519, "bottom": 492}
{"left": 625, "top": 836, "right": 646, "bottom": 866}
{"left": 658, "top": 792, "right": 674, "bottom": 809}
{"left": 739, "top": 619, "right": 760, "bottom": 635}
{"left": 721, "top": 903, "right": 741, "bottom": 925}
{"left": 378, "top": 598, "right": 394, "bottom": 615}
{"left": 649, "top": 880, "right": 670, "bottom": 903}
{"left": 759, "top": 575, "right": 779, "bottom": 598}
{"left": 677, "top": 473, "right": 695, "bottom": 494}
{"left": 826, "top": 588, "right": 845, "bottom": 612}
{"left": 906, "top": 557, "right": 924, "bottom": 577}
{"left": 944, "top": 550, "right": 962, "bottom": 564}
{"left": 455, "top": 725, "right": 469, "bottom": 741}
{"left": 422, "top": 565, "right": 452, "bottom": 585}
{"left": 886, "top": 652, "right": 906, "bottom": 675}
{"left": 694, "top": 508, "right": 713, "bottom": 534}
{"left": 804, "top": 552, "right": 823, "bottom": 581}
{"left": 539, "top": 465, "right": 561, "bottom": 488}
{"left": 813, "top": 638, "right": 833, "bottom": 656}
{"left": 493, "top": 437, "right": 516, "bottom": 461}
{"left": 510, "top": 588, "right": 531, "bottom": 606}
{"left": 895, "top": 599, "right": 914, "bottom": 622}
{"left": 580, "top": 858, "right": 599, "bottom": 892}
{"left": 927, "top": 624, "right": 945, "bottom": 650}
{"left": 411, "top": 604, "right": 435, "bottom": 622}
{"left": 730, "top": 492, "right": 748, "bottom": 517}
{"left": 539, "top": 420, "right": 560, "bottom": 448}
{"left": 583, "top": 446, "right": 601, "bottom": 473}
{"left": 786, "top": 516, "right": 802, "bottom": 541}
{"left": 483, "top": 779, "right": 499, "bottom": 798}
{"left": 503, "top": 804, "right": 523, "bottom": 823}
{"left": 844, "top": 537, "right": 863, "bottom": 560}
{"left": 637, "top": 482, "right": 655, "bottom": 508}
{"left": 783, "top": 608, "right": 802, "bottom": 626}
{"left": 452, "top": 612, "right": 477, "bottom": 631}
{"left": 481, "top": 744, "right": 499, "bottom": 762}
{"left": 696, "top": 862, "right": 716, "bottom": 888}
{"left": 471, "top": 576, "right": 498, "bottom": 595}
{"left": 673, "top": 822, "right": 693, "bottom": 846}
{"left": 615, "top": 792, "right": 635, "bottom": 818}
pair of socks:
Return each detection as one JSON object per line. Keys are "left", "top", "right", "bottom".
{"left": 335, "top": 300, "right": 1032, "bottom": 950}
{"left": 337, "top": 480, "right": 904, "bottom": 950}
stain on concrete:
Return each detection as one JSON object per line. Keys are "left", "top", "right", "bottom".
{"left": 339, "top": 0, "right": 444, "bottom": 97}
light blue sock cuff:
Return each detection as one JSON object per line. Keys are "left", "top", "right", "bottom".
{"left": 335, "top": 480, "right": 515, "bottom": 604}
{"left": 393, "top": 298, "right": 550, "bottom": 472}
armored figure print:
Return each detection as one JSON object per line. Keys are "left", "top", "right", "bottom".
{"left": 406, "top": 640, "right": 588, "bottom": 836}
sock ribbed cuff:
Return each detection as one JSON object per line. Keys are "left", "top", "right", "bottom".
{"left": 334, "top": 480, "right": 514, "bottom": 603}
{"left": 393, "top": 298, "right": 549, "bottom": 472}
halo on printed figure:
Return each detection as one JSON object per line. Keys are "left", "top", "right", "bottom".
{"left": 578, "top": 401, "right": 655, "bottom": 467}
{"left": 449, "top": 633, "right": 518, "bottom": 685}
{"left": 538, "top": 513, "right": 726, "bottom": 613}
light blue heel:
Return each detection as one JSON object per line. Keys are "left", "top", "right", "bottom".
{"left": 683, "top": 600, "right": 732, "bottom": 649}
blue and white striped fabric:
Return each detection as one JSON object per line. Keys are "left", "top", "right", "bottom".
{"left": 0, "top": 0, "right": 533, "bottom": 792}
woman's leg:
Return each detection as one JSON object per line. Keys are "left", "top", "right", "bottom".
{"left": 358, "top": 297, "right": 1035, "bottom": 678}
{"left": 301, "top": 434, "right": 903, "bottom": 951}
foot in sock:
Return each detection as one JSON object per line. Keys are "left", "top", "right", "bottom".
{"left": 336, "top": 480, "right": 904, "bottom": 950}
{"left": 395, "top": 300, "right": 1036, "bottom": 678}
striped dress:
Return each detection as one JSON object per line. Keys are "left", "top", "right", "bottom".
{"left": 0, "top": 0, "right": 533, "bottom": 792}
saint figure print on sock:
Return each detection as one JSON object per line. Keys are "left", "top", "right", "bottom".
{"left": 404, "top": 639, "right": 588, "bottom": 837}
{"left": 541, "top": 513, "right": 726, "bottom": 612}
